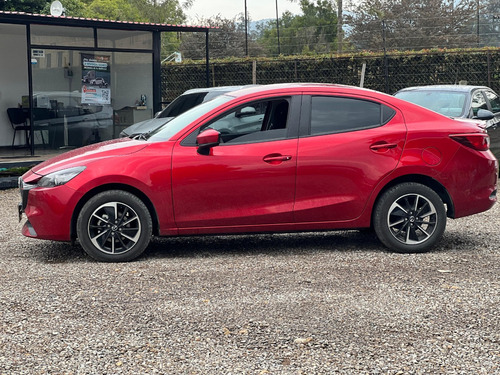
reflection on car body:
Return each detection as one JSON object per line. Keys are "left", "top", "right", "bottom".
{"left": 19, "top": 83, "right": 498, "bottom": 262}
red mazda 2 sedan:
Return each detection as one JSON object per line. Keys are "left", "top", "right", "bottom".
{"left": 19, "top": 84, "right": 498, "bottom": 262}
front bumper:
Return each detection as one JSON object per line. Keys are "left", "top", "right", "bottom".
{"left": 18, "top": 177, "right": 83, "bottom": 241}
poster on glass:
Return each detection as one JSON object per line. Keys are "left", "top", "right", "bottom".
{"left": 81, "top": 54, "right": 111, "bottom": 104}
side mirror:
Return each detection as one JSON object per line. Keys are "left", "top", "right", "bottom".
{"left": 474, "top": 109, "right": 495, "bottom": 121}
{"left": 236, "top": 106, "right": 257, "bottom": 118}
{"left": 197, "top": 128, "right": 220, "bottom": 154}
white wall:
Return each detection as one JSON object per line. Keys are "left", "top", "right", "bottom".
{"left": 0, "top": 24, "right": 29, "bottom": 147}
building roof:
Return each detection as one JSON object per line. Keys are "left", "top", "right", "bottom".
{"left": 0, "top": 10, "right": 214, "bottom": 33}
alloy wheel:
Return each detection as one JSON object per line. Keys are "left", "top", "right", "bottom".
{"left": 386, "top": 193, "right": 438, "bottom": 245}
{"left": 87, "top": 201, "right": 141, "bottom": 255}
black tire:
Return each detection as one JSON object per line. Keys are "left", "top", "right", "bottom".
{"left": 76, "top": 190, "right": 152, "bottom": 262}
{"left": 373, "top": 183, "right": 446, "bottom": 253}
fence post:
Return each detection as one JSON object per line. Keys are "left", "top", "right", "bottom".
{"left": 360, "top": 62, "right": 366, "bottom": 88}
{"left": 487, "top": 52, "right": 491, "bottom": 88}
{"left": 252, "top": 60, "right": 257, "bottom": 84}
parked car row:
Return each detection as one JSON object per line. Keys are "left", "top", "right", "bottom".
{"left": 19, "top": 83, "right": 498, "bottom": 262}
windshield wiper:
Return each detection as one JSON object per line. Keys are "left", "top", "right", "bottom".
{"left": 133, "top": 131, "right": 151, "bottom": 141}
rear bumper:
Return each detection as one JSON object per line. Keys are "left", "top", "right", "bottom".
{"left": 445, "top": 150, "right": 498, "bottom": 218}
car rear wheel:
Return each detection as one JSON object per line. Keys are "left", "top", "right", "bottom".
{"left": 373, "top": 183, "right": 446, "bottom": 253}
{"left": 76, "top": 190, "right": 152, "bottom": 262}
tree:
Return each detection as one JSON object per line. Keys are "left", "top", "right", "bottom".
{"left": 1, "top": 0, "right": 48, "bottom": 13}
{"left": 178, "top": 14, "right": 265, "bottom": 59}
{"left": 478, "top": 0, "right": 500, "bottom": 47}
{"left": 129, "top": 0, "right": 186, "bottom": 24}
{"left": 41, "top": 0, "right": 87, "bottom": 17}
{"left": 346, "top": 0, "right": 477, "bottom": 51}
{"left": 257, "top": 0, "right": 339, "bottom": 55}
{"left": 39, "top": 0, "right": 189, "bottom": 23}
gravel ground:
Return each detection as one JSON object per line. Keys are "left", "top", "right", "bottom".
{"left": 0, "top": 187, "right": 499, "bottom": 374}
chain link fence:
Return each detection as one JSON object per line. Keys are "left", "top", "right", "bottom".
{"left": 161, "top": 48, "right": 500, "bottom": 102}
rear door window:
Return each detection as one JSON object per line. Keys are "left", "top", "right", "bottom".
{"left": 308, "top": 96, "right": 395, "bottom": 136}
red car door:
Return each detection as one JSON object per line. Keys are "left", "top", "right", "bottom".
{"left": 294, "top": 94, "right": 407, "bottom": 223}
{"left": 171, "top": 96, "right": 300, "bottom": 232}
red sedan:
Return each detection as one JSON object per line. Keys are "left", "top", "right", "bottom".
{"left": 18, "top": 84, "right": 498, "bottom": 262}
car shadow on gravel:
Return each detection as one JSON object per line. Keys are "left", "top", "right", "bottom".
{"left": 145, "top": 230, "right": 389, "bottom": 259}
{"left": 143, "top": 229, "right": 486, "bottom": 260}
{"left": 29, "top": 241, "right": 90, "bottom": 264}
{"left": 29, "top": 229, "right": 481, "bottom": 263}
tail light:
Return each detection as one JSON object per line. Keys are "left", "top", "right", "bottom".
{"left": 450, "top": 133, "right": 490, "bottom": 151}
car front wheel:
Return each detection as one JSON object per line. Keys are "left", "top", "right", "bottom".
{"left": 373, "top": 183, "right": 446, "bottom": 253}
{"left": 76, "top": 190, "right": 152, "bottom": 262}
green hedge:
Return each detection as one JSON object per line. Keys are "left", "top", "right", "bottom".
{"left": 161, "top": 48, "right": 500, "bottom": 101}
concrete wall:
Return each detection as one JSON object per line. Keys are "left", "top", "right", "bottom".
{"left": 0, "top": 24, "right": 29, "bottom": 147}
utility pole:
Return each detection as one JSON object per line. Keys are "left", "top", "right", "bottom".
{"left": 276, "top": 0, "right": 281, "bottom": 55}
{"left": 337, "top": 0, "right": 343, "bottom": 54}
{"left": 477, "top": 0, "right": 480, "bottom": 47}
{"left": 382, "top": 20, "right": 389, "bottom": 93}
{"left": 244, "top": 0, "right": 248, "bottom": 56}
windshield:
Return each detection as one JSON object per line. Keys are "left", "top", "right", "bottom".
{"left": 148, "top": 95, "right": 232, "bottom": 142}
{"left": 396, "top": 90, "right": 467, "bottom": 117}
{"left": 157, "top": 92, "right": 207, "bottom": 118}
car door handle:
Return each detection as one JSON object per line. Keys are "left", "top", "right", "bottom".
{"left": 370, "top": 142, "right": 398, "bottom": 152}
{"left": 263, "top": 154, "right": 292, "bottom": 164}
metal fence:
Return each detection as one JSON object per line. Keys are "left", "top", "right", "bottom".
{"left": 161, "top": 49, "right": 500, "bottom": 102}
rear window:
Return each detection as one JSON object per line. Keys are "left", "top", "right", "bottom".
{"left": 396, "top": 90, "right": 467, "bottom": 117}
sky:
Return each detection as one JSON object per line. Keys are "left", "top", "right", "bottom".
{"left": 184, "top": 0, "right": 303, "bottom": 23}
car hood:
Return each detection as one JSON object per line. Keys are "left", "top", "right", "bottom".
{"left": 121, "top": 117, "right": 174, "bottom": 137}
{"left": 29, "top": 138, "right": 148, "bottom": 177}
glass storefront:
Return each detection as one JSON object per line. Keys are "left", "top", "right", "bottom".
{"left": 29, "top": 25, "right": 153, "bottom": 150}
{"left": 0, "top": 13, "right": 208, "bottom": 157}
{"left": 31, "top": 49, "right": 152, "bottom": 148}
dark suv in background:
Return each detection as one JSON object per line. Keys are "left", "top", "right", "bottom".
{"left": 119, "top": 86, "right": 254, "bottom": 138}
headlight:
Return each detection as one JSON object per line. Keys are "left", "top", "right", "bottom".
{"left": 38, "top": 166, "right": 86, "bottom": 188}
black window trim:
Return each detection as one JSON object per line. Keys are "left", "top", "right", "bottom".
{"left": 299, "top": 94, "right": 397, "bottom": 138}
{"left": 180, "top": 95, "right": 302, "bottom": 147}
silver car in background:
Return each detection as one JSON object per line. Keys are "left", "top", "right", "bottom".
{"left": 395, "top": 85, "right": 500, "bottom": 158}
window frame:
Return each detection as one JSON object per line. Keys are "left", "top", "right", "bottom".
{"left": 484, "top": 90, "right": 500, "bottom": 114}
{"left": 180, "top": 95, "right": 301, "bottom": 147}
{"left": 299, "top": 95, "right": 396, "bottom": 137}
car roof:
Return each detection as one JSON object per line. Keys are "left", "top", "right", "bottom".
{"left": 182, "top": 85, "right": 256, "bottom": 95}
{"left": 395, "top": 85, "right": 491, "bottom": 94}
{"left": 223, "top": 83, "right": 394, "bottom": 100}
